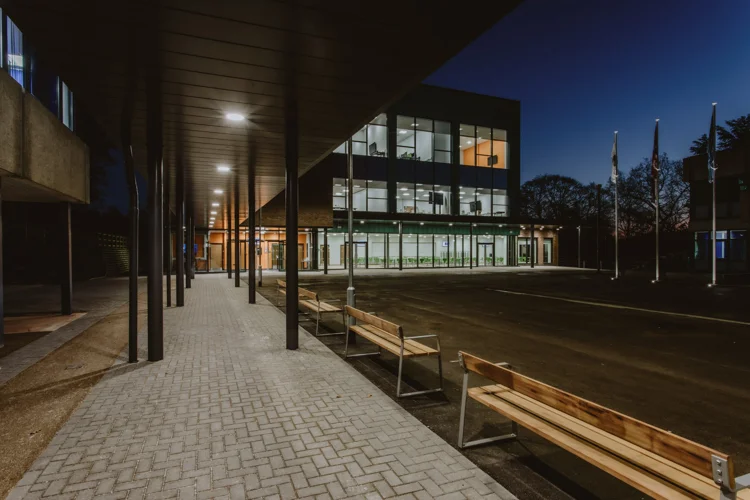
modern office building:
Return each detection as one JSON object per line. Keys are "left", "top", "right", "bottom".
{"left": 215, "top": 85, "right": 560, "bottom": 272}
{"left": 683, "top": 149, "right": 749, "bottom": 272}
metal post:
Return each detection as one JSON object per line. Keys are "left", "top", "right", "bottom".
{"left": 654, "top": 119, "right": 660, "bottom": 283}
{"left": 398, "top": 221, "right": 403, "bottom": 270}
{"left": 164, "top": 184, "right": 171, "bottom": 307}
{"left": 285, "top": 95, "right": 300, "bottom": 350}
{"left": 323, "top": 228, "right": 329, "bottom": 274}
{"left": 469, "top": 225, "right": 474, "bottom": 269}
{"left": 530, "top": 224, "right": 535, "bottom": 269}
{"left": 146, "top": 72, "right": 164, "bottom": 362}
{"left": 176, "top": 163, "right": 184, "bottom": 305}
{"left": 0, "top": 179, "right": 4, "bottom": 349}
{"left": 596, "top": 184, "right": 601, "bottom": 273}
{"left": 227, "top": 194, "right": 232, "bottom": 279}
{"left": 185, "top": 212, "right": 192, "bottom": 289}
{"left": 577, "top": 226, "right": 582, "bottom": 268}
{"left": 346, "top": 137, "right": 356, "bottom": 323}
{"left": 248, "top": 142, "right": 256, "bottom": 303}
{"left": 122, "top": 61, "right": 139, "bottom": 360}
{"left": 614, "top": 163, "right": 619, "bottom": 280}
{"left": 234, "top": 176, "right": 240, "bottom": 287}
{"left": 711, "top": 162, "right": 717, "bottom": 287}
{"left": 189, "top": 214, "right": 195, "bottom": 279}
{"left": 258, "top": 203, "right": 263, "bottom": 287}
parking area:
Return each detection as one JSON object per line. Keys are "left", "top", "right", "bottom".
{"left": 255, "top": 267, "right": 750, "bottom": 500}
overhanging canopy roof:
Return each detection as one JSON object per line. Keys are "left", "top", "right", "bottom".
{"left": 3, "top": 0, "right": 521, "bottom": 227}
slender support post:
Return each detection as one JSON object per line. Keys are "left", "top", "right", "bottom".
{"left": 530, "top": 224, "right": 535, "bottom": 269}
{"left": 285, "top": 95, "right": 300, "bottom": 350}
{"left": 346, "top": 136, "right": 356, "bottom": 326}
{"left": 323, "top": 228, "right": 329, "bottom": 274}
{"left": 164, "top": 183, "right": 171, "bottom": 306}
{"left": 655, "top": 183, "right": 660, "bottom": 282}
{"left": 258, "top": 204, "right": 263, "bottom": 287}
{"left": 176, "top": 162, "right": 184, "bottom": 305}
{"left": 122, "top": 63, "right": 139, "bottom": 360}
{"left": 398, "top": 221, "right": 403, "bottom": 270}
{"left": 185, "top": 212, "right": 192, "bottom": 289}
{"left": 234, "top": 176, "right": 240, "bottom": 287}
{"left": 189, "top": 214, "right": 195, "bottom": 279}
{"left": 614, "top": 171, "right": 619, "bottom": 279}
{"left": 248, "top": 142, "right": 256, "bottom": 303}
{"left": 711, "top": 170, "right": 717, "bottom": 287}
{"left": 59, "top": 202, "right": 73, "bottom": 315}
{"left": 146, "top": 72, "right": 164, "bottom": 362}
{"left": 596, "top": 184, "right": 601, "bottom": 273}
{"left": 0, "top": 178, "right": 4, "bottom": 349}
{"left": 469, "top": 225, "right": 474, "bottom": 269}
{"left": 577, "top": 226, "right": 582, "bottom": 268}
{"left": 227, "top": 195, "right": 233, "bottom": 279}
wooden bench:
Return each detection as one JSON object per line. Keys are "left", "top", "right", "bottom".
{"left": 457, "top": 351, "right": 750, "bottom": 500}
{"left": 276, "top": 280, "right": 345, "bottom": 337}
{"left": 344, "top": 306, "right": 443, "bottom": 398}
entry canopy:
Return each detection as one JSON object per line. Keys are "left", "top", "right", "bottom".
{"left": 3, "top": 0, "right": 520, "bottom": 226}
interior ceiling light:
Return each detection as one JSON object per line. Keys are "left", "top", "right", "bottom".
{"left": 214, "top": 189, "right": 223, "bottom": 194}
{"left": 210, "top": 211, "right": 217, "bottom": 215}
{"left": 212, "top": 202, "right": 219, "bottom": 207}
{"left": 467, "top": 140, "right": 473, "bottom": 144}
{"left": 226, "top": 113, "right": 246, "bottom": 121}
{"left": 399, "top": 130, "right": 408, "bottom": 134}
{"left": 217, "top": 165, "right": 231, "bottom": 172}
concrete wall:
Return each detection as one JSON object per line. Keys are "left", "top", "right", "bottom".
{"left": 0, "top": 70, "right": 89, "bottom": 203}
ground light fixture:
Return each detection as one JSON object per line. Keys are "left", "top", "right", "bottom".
{"left": 225, "top": 113, "right": 246, "bottom": 122}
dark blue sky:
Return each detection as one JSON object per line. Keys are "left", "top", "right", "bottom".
{"left": 426, "top": 0, "right": 750, "bottom": 183}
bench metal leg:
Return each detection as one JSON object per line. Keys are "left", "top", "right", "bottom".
{"left": 457, "top": 370, "right": 518, "bottom": 449}
{"left": 344, "top": 329, "right": 380, "bottom": 359}
{"left": 312, "top": 311, "right": 346, "bottom": 338}
{"left": 396, "top": 341, "right": 445, "bottom": 399}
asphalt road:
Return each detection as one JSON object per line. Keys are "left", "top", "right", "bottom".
{"left": 255, "top": 268, "right": 750, "bottom": 500}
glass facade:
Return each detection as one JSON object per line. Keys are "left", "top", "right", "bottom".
{"left": 332, "top": 115, "right": 509, "bottom": 218}
{"left": 6, "top": 16, "right": 24, "bottom": 86}
{"left": 694, "top": 230, "right": 747, "bottom": 271}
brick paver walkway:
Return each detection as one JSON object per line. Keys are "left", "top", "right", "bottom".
{"left": 9, "top": 274, "right": 515, "bottom": 500}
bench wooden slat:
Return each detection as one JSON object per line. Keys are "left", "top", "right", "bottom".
{"left": 299, "top": 299, "right": 342, "bottom": 314}
{"left": 351, "top": 324, "right": 437, "bottom": 357}
{"left": 476, "top": 385, "right": 740, "bottom": 500}
{"left": 345, "top": 306, "right": 402, "bottom": 338}
{"left": 460, "top": 352, "right": 729, "bottom": 483}
{"left": 468, "top": 387, "right": 701, "bottom": 500}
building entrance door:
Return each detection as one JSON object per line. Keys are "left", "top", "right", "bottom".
{"left": 353, "top": 242, "right": 366, "bottom": 268}
{"left": 477, "top": 242, "right": 493, "bottom": 266}
{"left": 209, "top": 243, "right": 223, "bottom": 271}
{"left": 272, "top": 242, "right": 286, "bottom": 271}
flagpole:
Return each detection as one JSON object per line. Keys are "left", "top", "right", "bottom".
{"left": 710, "top": 102, "right": 717, "bottom": 287}
{"left": 614, "top": 132, "right": 619, "bottom": 280}
{"left": 653, "top": 119, "right": 660, "bottom": 284}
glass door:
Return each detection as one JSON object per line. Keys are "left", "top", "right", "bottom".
{"left": 272, "top": 242, "right": 286, "bottom": 271}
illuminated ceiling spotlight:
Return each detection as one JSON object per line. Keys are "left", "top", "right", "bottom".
{"left": 217, "top": 165, "right": 231, "bottom": 172}
{"left": 225, "top": 113, "right": 246, "bottom": 122}
{"left": 214, "top": 189, "right": 224, "bottom": 194}
{"left": 212, "top": 202, "right": 220, "bottom": 207}
{"left": 210, "top": 211, "right": 217, "bottom": 215}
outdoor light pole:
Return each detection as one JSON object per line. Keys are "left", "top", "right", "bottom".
{"left": 612, "top": 131, "right": 619, "bottom": 280}
{"left": 710, "top": 103, "right": 718, "bottom": 287}
{"left": 346, "top": 137, "right": 356, "bottom": 324}
{"left": 596, "top": 184, "right": 601, "bottom": 273}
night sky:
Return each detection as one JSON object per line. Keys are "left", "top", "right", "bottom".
{"left": 426, "top": 0, "right": 750, "bottom": 183}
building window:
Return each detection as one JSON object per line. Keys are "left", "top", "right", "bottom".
{"left": 434, "top": 121, "right": 451, "bottom": 164}
{"left": 543, "top": 238, "right": 553, "bottom": 264}
{"left": 716, "top": 231, "right": 728, "bottom": 260}
{"left": 460, "top": 125, "right": 508, "bottom": 169}
{"left": 396, "top": 182, "right": 415, "bottom": 213}
{"left": 332, "top": 178, "right": 347, "bottom": 210}
{"left": 367, "top": 180, "right": 387, "bottom": 212}
{"left": 333, "top": 113, "right": 388, "bottom": 156}
{"left": 492, "top": 189, "right": 508, "bottom": 216}
{"left": 61, "top": 81, "right": 74, "bottom": 130}
{"left": 730, "top": 231, "right": 746, "bottom": 262}
{"left": 6, "top": 16, "right": 24, "bottom": 87}
{"left": 432, "top": 185, "right": 451, "bottom": 215}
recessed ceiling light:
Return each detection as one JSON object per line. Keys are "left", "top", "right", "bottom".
{"left": 226, "top": 113, "right": 246, "bottom": 121}
{"left": 401, "top": 188, "right": 408, "bottom": 191}
{"left": 217, "top": 165, "right": 231, "bottom": 172}
{"left": 210, "top": 211, "right": 217, "bottom": 215}
{"left": 403, "top": 193, "right": 409, "bottom": 196}
{"left": 214, "top": 189, "right": 223, "bottom": 194}
{"left": 420, "top": 222, "right": 424, "bottom": 226}
{"left": 417, "top": 189, "right": 425, "bottom": 192}
{"left": 212, "top": 202, "right": 219, "bottom": 207}
{"left": 335, "top": 183, "right": 342, "bottom": 187}
{"left": 466, "top": 140, "right": 473, "bottom": 144}
{"left": 399, "top": 130, "right": 408, "bottom": 134}
{"left": 393, "top": 221, "right": 397, "bottom": 225}
{"left": 360, "top": 220, "right": 364, "bottom": 224}
{"left": 449, "top": 223, "right": 453, "bottom": 226}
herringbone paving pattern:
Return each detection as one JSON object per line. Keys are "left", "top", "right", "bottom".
{"left": 8, "top": 274, "right": 515, "bottom": 500}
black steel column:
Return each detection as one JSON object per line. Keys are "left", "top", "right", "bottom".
{"left": 185, "top": 212, "right": 192, "bottom": 289}
{"left": 469, "top": 224, "right": 474, "bottom": 269}
{"left": 61, "top": 202, "right": 73, "bottom": 315}
{"left": 323, "top": 228, "right": 328, "bottom": 274}
{"left": 122, "top": 61, "right": 139, "bottom": 361}
{"left": 530, "top": 224, "right": 536, "bottom": 269}
{"left": 146, "top": 73, "right": 164, "bottom": 362}
{"left": 164, "top": 183, "right": 171, "bottom": 307}
{"left": 227, "top": 197, "right": 232, "bottom": 279}
{"left": 398, "top": 221, "right": 403, "bottom": 271}
{"left": 189, "top": 213, "right": 195, "bottom": 279}
{"left": 234, "top": 176, "right": 240, "bottom": 287}
{"left": 0, "top": 178, "right": 4, "bottom": 349}
{"left": 248, "top": 143, "right": 256, "bottom": 303}
{"left": 176, "top": 162, "right": 184, "bottom": 305}
{"left": 285, "top": 96, "right": 299, "bottom": 350}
